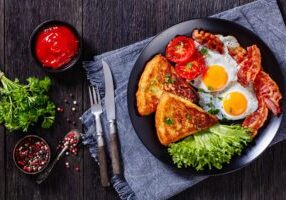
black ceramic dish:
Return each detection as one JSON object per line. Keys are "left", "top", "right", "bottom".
{"left": 13, "top": 135, "right": 51, "bottom": 175}
{"left": 30, "top": 20, "right": 82, "bottom": 73}
{"left": 127, "top": 18, "right": 285, "bottom": 176}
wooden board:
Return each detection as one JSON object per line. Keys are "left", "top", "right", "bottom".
{"left": 0, "top": 0, "right": 286, "bottom": 199}
{"left": 0, "top": 0, "right": 5, "bottom": 199}
{"left": 4, "top": 0, "right": 83, "bottom": 199}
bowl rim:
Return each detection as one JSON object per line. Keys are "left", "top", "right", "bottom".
{"left": 13, "top": 135, "right": 51, "bottom": 175}
{"left": 29, "top": 19, "right": 82, "bottom": 73}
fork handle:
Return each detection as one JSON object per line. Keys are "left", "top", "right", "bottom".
{"left": 95, "top": 116, "right": 110, "bottom": 187}
{"left": 98, "top": 138, "right": 110, "bottom": 187}
{"left": 95, "top": 115, "right": 103, "bottom": 134}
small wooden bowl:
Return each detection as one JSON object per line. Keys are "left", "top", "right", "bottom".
{"left": 13, "top": 135, "right": 51, "bottom": 175}
{"left": 29, "top": 20, "right": 82, "bottom": 73}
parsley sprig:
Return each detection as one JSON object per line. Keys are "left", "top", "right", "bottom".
{"left": 164, "top": 74, "right": 175, "bottom": 84}
{"left": 200, "top": 48, "right": 209, "bottom": 56}
{"left": 164, "top": 117, "right": 174, "bottom": 125}
{"left": 0, "top": 71, "right": 56, "bottom": 132}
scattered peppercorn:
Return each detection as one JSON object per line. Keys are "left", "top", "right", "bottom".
{"left": 57, "top": 107, "right": 64, "bottom": 112}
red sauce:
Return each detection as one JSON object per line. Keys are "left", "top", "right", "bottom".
{"left": 35, "top": 25, "right": 79, "bottom": 69}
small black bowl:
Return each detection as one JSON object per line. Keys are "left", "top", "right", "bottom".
{"left": 13, "top": 135, "right": 51, "bottom": 175}
{"left": 30, "top": 20, "right": 82, "bottom": 73}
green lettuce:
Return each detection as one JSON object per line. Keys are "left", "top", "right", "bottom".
{"left": 168, "top": 124, "right": 252, "bottom": 171}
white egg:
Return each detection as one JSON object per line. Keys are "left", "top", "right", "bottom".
{"left": 219, "top": 83, "right": 258, "bottom": 120}
{"left": 192, "top": 43, "right": 239, "bottom": 92}
{"left": 216, "top": 35, "right": 240, "bottom": 50}
{"left": 198, "top": 91, "right": 222, "bottom": 117}
{"left": 198, "top": 83, "right": 258, "bottom": 120}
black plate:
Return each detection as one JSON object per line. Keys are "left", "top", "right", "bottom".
{"left": 127, "top": 18, "right": 285, "bottom": 176}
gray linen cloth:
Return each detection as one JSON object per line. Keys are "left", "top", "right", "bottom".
{"left": 81, "top": 0, "right": 286, "bottom": 199}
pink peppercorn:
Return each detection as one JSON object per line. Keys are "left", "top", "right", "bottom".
{"left": 14, "top": 136, "right": 50, "bottom": 173}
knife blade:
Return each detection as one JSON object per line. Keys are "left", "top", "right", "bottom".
{"left": 102, "top": 60, "right": 115, "bottom": 120}
{"left": 102, "top": 60, "right": 121, "bottom": 175}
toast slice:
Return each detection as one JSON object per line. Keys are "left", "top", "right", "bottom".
{"left": 155, "top": 93, "right": 218, "bottom": 146}
{"left": 136, "top": 54, "right": 198, "bottom": 116}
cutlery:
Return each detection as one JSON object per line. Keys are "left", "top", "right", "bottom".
{"left": 88, "top": 85, "right": 110, "bottom": 187}
{"left": 102, "top": 60, "right": 121, "bottom": 175}
{"left": 36, "top": 130, "right": 81, "bottom": 184}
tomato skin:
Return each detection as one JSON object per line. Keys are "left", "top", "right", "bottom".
{"left": 166, "top": 36, "right": 195, "bottom": 63}
{"left": 175, "top": 51, "right": 206, "bottom": 80}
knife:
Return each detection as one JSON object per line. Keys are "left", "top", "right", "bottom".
{"left": 102, "top": 60, "right": 121, "bottom": 175}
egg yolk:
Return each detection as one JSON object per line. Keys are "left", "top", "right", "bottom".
{"left": 202, "top": 65, "right": 228, "bottom": 91}
{"left": 223, "top": 92, "right": 248, "bottom": 116}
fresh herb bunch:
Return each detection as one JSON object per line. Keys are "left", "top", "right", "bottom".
{"left": 168, "top": 124, "right": 252, "bottom": 171}
{"left": 0, "top": 71, "right": 56, "bottom": 132}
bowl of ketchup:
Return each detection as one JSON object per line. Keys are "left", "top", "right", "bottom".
{"left": 30, "top": 20, "right": 81, "bottom": 73}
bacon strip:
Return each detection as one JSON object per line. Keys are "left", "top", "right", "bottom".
{"left": 228, "top": 46, "right": 247, "bottom": 64}
{"left": 254, "top": 71, "right": 282, "bottom": 116}
{"left": 192, "top": 29, "right": 224, "bottom": 54}
{"left": 237, "top": 45, "right": 262, "bottom": 87}
{"left": 242, "top": 96, "right": 269, "bottom": 137}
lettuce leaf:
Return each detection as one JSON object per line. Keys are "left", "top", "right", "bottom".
{"left": 168, "top": 124, "right": 252, "bottom": 171}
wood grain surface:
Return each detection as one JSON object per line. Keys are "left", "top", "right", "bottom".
{"left": 0, "top": 0, "right": 5, "bottom": 199}
{"left": 0, "top": 0, "right": 286, "bottom": 199}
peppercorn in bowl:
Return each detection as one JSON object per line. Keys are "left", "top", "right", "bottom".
{"left": 13, "top": 135, "right": 51, "bottom": 175}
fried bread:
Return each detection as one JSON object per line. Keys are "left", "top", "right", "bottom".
{"left": 155, "top": 93, "right": 218, "bottom": 146}
{"left": 136, "top": 54, "right": 198, "bottom": 116}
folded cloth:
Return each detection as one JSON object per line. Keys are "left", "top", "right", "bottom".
{"left": 81, "top": 0, "right": 286, "bottom": 199}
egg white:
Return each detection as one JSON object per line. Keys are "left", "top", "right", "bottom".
{"left": 216, "top": 35, "right": 240, "bottom": 49}
{"left": 192, "top": 40, "right": 239, "bottom": 92}
{"left": 219, "top": 83, "right": 258, "bottom": 120}
{"left": 198, "top": 83, "right": 258, "bottom": 120}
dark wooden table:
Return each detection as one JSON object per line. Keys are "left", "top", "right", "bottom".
{"left": 0, "top": 0, "right": 286, "bottom": 199}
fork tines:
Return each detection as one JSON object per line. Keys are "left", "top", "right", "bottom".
{"left": 88, "top": 85, "right": 101, "bottom": 105}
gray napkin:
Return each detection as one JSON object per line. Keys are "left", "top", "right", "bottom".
{"left": 81, "top": 0, "right": 286, "bottom": 199}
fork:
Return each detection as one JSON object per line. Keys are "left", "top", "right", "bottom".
{"left": 88, "top": 85, "right": 110, "bottom": 187}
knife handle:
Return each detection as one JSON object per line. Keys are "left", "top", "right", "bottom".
{"left": 109, "top": 120, "right": 121, "bottom": 175}
{"left": 97, "top": 136, "right": 110, "bottom": 187}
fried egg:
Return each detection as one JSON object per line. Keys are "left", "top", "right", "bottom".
{"left": 193, "top": 46, "right": 239, "bottom": 92}
{"left": 193, "top": 35, "right": 241, "bottom": 92}
{"left": 198, "top": 83, "right": 258, "bottom": 120}
{"left": 192, "top": 34, "right": 259, "bottom": 120}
